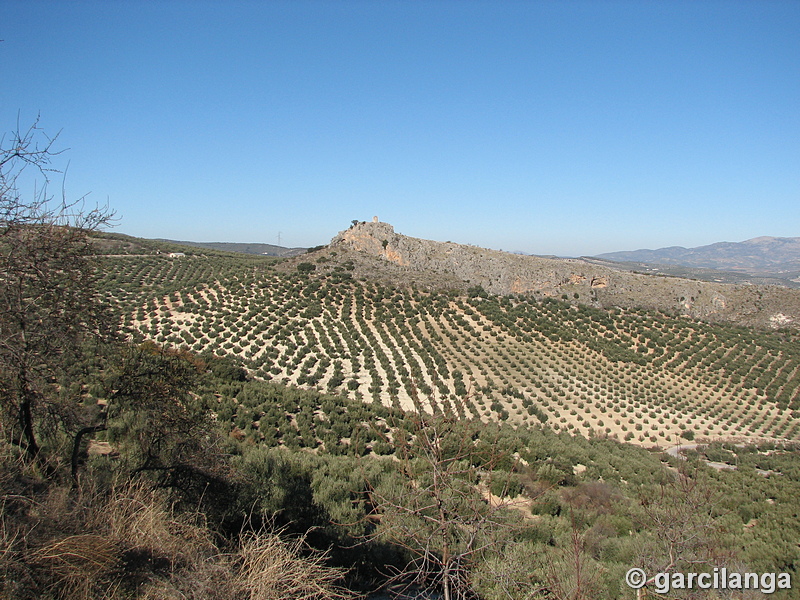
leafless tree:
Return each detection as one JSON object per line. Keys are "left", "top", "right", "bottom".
{"left": 634, "top": 466, "right": 735, "bottom": 599}
{"left": 365, "top": 412, "right": 523, "bottom": 600}
{"left": 0, "top": 115, "right": 114, "bottom": 467}
{"left": 541, "top": 518, "right": 601, "bottom": 600}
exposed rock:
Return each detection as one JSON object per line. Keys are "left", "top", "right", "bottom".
{"left": 770, "top": 313, "right": 794, "bottom": 328}
{"left": 327, "top": 221, "right": 800, "bottom": 329}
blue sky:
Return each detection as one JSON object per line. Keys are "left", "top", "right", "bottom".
{"left": 2, "top": 0, "right": 798, "bottom": 256}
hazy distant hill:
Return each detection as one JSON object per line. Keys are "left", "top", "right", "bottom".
{"left": 596, "top": 236, "right": 800, "bottom": 277}
{"left": 156, "top": 239, "right": 308, "bottom": 257}
{"left": 583, "top": 256, "right": 800, "bottom": 289}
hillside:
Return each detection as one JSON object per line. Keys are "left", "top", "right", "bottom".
{"left": 98, "top": 226, "right": 800, "bottom": 448}
{"left": 8, "top": 221, "right": 800, "bottom": 600}
{"left": 155, "top": 239, "right": 308, "bottom": 257}
{"left": 584, "top": 256, "right": 800, "bottom": 289}
{"left": 597, "top": 236, "right": 800, "bottom": 279}
{"left": 90, "top": 231, "right": 309, "bottom": 258}
{"left": 323, "top": 220, "right": 800, "bottom": 330}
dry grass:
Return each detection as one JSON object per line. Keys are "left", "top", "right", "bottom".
{"left": 0, "top": 470, "right": 360, "bottom": 600}
{"left": 32, "top": 534, "right": 119, "bottom": 598}
{"left": 236, "top": 531, "right": 359, "bottom": 600}
{"left": 90, "top": 481, "right": 215, "bottom": 569}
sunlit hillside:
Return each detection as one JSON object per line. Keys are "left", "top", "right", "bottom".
{"left": 98, "top": 247, "right": 800, "bottom": 447}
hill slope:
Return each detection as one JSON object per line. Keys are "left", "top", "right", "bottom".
{"left": 99, "top": 239, "right": 800, "bottom": 448}
{"left": 156, "top": 239, "right": 308, "bottom": 257}
{"left": 324, "top": 220, "right": 800, "bottom": 330}
{"left": 596, "top": 236, "right": 800, "bottom": 277}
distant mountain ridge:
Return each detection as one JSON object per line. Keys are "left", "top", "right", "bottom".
{"left": 596, "top": 236, "right": 800, "bottom": 276}
{"left": 156, "top": 239, "right": 308, "bottom": 257}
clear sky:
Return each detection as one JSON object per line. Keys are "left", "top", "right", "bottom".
{"left": 2, "top": 0, "right": 798, "bottom": 256}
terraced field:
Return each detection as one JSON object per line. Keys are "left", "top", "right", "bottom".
{"left": 99, "top": 251, "right": 800, "bottom": 446}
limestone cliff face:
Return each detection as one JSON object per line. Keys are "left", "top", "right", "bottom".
{"left": 334, "top": 222, "right": 409, "bottom": 266}
{"left": 331, "top": 221, "right": 603, "bottom": 297}
{"left": 328, "top": 221, "right": 800, "bottom": 329}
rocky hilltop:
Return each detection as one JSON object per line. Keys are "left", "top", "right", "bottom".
{"left": 326, "top": 219, "right": 800, "bottom": 329}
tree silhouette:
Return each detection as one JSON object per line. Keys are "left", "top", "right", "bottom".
{"left": 0, "top": 116, "right": 113, "bottom": 466}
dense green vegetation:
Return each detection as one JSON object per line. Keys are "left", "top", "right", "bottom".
{"left": 3, "top": 209, "right": 800, "bottom": 599}
{"left": 6, "top": 344, "right": 800, "bottom": 598}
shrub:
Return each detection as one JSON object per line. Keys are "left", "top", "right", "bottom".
{"left": 296, "top": 263, "right": 316, "bottom": 274}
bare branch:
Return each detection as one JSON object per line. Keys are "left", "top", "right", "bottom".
{"left": 0, "top": 117, "right": 115, "bottom": 467}
{"left": 362, "top": 411, "right": 523, "bottom": 600}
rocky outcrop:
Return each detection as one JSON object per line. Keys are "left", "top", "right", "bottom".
{"left": 328, "top": 221, "right": 800, "bottom": 329}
